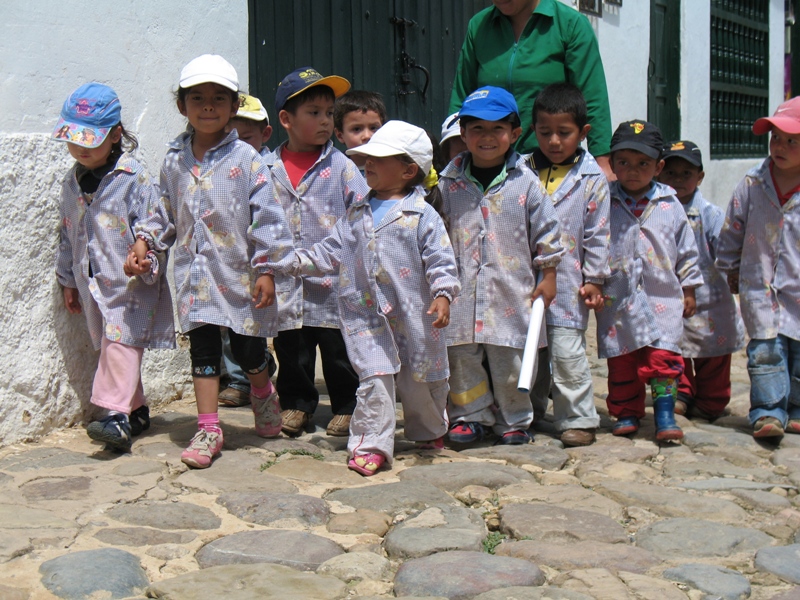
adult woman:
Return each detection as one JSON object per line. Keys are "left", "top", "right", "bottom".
{"left": 449, "top": 0, "right": 612, "bottom": 174}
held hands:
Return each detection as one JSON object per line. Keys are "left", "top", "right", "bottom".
{"left": 683, "top": 287, "right": 697, "bottom": 318}
{"left": 532, "top": 268, "right": 557, "bottom": 309}
{"left": 63, "top": 287, "right": 82, "bottom": 314}
{"left": 427, "top": 296, "right": 451, "bottom": 328}
{"left": 727, "top": 272, "right": 739, "bottom": 295}
{"left": 580, "top": 282, "right": 604, "bottom": 311}
{"left": 253, "top": 274, "right": 276, "bottom": 309}
{"left": 124, "top": 239, "right": 152, "bottom": 276}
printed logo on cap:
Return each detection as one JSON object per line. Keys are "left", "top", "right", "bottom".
{"left": 631, "top": 123, "right": 645, "bottom": 134}
{"left": 670, "top": 142, "right": 685, "bottom": 151}
{"left": 465, "top": 89, "right": 490, "bottom": 102}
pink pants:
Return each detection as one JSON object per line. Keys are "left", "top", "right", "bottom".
{"left": 90, "top": 336, "right": 145, "bottom": 414}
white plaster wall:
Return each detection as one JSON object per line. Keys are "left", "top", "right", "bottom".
{"left": 0, "top": 0, "right": 248, "bottom": 445}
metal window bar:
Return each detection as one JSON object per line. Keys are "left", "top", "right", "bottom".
{"left": 709, "top": 1, "right": 770, "bottom": 158}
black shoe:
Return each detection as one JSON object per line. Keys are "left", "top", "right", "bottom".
{"left": 87, "top": 414, "right": 132, "bottom": 450}
{"left": 495, "top": 430, "right": 531, "bottom": 445}
{"left": 129, "top": 405, "right": 150, "bottom": 437}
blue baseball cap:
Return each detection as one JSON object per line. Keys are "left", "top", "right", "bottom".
{"left": 275, "top": 67, "right": 350, "bottom": 113}
{"left": 454, "top": 86, "right": 519, "bottom": 124}
{"left": 52, "top": 83, "right": 121, "bottom": 148}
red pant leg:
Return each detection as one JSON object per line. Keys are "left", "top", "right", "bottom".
{"left": 678, "top": 357, "right": 696, "bottom": 399}
{"left": 607, "top": 350, "right": 647, "bottom": 419}
{"left": 639, "top": 348, "right": 684, "bottom": 382}
{"left": 692, "top": 354, "right": 732, "bottom": 416}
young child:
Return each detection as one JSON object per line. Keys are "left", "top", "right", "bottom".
{"left": 268, "top": 67, "right": 369, "bottom": 437}
{"left": 659, "top": 140, "right": 744, "bottom": 420}
{"left": 333, "top": 90, "right": 387, "bottom": 169}
{"left": 528, "top": 83, "right": 610, "bottom": 447}
{"left": 53, "top": 83, "right": 174, "bottom": 451}
{"left": 716, "top": 97, "right": 800, "bottom": 438}
{"left": 439, "top": 112, "right": 467, "bottom": 163}
{"left": 439, "top": 86, "right": 564, "bottom": 446}
{"left": 293, "top": 120, "right": 460, "bottom": 475}
{"left": 218, "top": 92, "right": 276, "bottom": 408}
{"left": 597, "top": 120, "right": 702, "bottom": 441}
{"left": 128, "top": 54, "right": 294, "bottom": 468}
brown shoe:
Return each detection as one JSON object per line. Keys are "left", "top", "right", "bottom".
{"left": 561, "top": 428, "right": 596, "bottom": 447}
{"left": 326, "top": 414, "right": 352, "bottom": 437}
{"left": 218, "top": 386, "right": 251, "bottom": 407}
{"left": 281, "top": 409, "right": 310, "bottom": 436}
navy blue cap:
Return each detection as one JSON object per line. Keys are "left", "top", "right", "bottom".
{"left": 275, "top": 67, "right": 350, "bottom": 113}
{"left": 453, "top": 86, "right": 519, "bottom": 124}
{"left": 610, "top": 120, "right": 664, "bottom": 160}
{"left": 662, "top": 140, "right": 703, "bottom": 169}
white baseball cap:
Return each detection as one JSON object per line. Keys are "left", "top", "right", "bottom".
{"left": 347, "top": 120, "right": 432, "bottom": 174}
{"left": 440, "top": 112, "right": 461, "bottom": 143}
{"left": 179, "top": 54, "right": 239, "bottom": 92}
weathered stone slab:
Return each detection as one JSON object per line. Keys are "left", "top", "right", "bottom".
{"left": 592, "top": 480, "right": 748, "bottom": 521}
{"left": 105, "top": 501, "right": 221, "bottom": 530}
{"left": 384, "top": 505, "right": 487, "bottom": 558}
{"left": 217, "top": 491, "right": 328, "bottom": 527}
{"left": 94, "top": 527, "right": 196, "bottom": 547}
{"left": 266, "top": 457, "right": 365, "bottom": 485}
{"left": 325, "top": 481, "right": 457, "bottom": 515}
{"left": 0, "top": 448, "right": 98, "bottom": 472}
{"left": 326, "top": 509, "right": 392, "bottom": 536}
{"left": 675, "top": 478, "right": 794, "bottom": 491}
{"left": 0, "top": 530, "right": 33, "bottom": 562}
{"left": 663, "top": 563, "right": 751, "bottom": 600}
{"left": 20, "top": 476, "right": 92, "bottom": 501}
{"left": 731, "top": 488, "right": 792, "bottom": 512}
{"left": 638, "top": 518, "right": 773, "bottom": 558}
{"left": 565, "top": 442, "right": 657, "bottom": 465}
{"left": 398, "top": 462, "right": 535, "bottom": 492}
{"left": 473, "top": 588, "right": 594, "bottom": 600}
{"left": 773, "top": 448, "right": 800, "bottom": 471}
{"left": 755, "top": 544, "right": 800, "bottom": 584}
{"left": 682, "top": 426, "right": 769, "bottom": 453}
{"left": 0, "top": 584, "right": 29, "bottom": 600}
{"left": 40, "top": 548, "right": 148, "bottom": 599}
{"left": 147, "top": 544, "right": 190, "bottom": 560}
{"left": 461, "top": 445, "right": 569, "bottom": 471}
{"left": 317, "top": 552, "right": 391, "bottom": 582}
{"left": 495, "top": 540, "right": 658, "bottom": 574}
{"left": 771, "top": 588, "right": 800, "bottom": 600}
{"left": 110, "top": 459, "right": 163, "bottom": 477}
{"left": 147, "top": 563, "right": 347, "bottom": 599}
{"left": 394, "top": 551, "right": 545, "bottom": 600}
{"left": 196, "top": 529, "right": 344, "bottom": 571}
{"left": 0, "top": 504, "right": 77, "bottom": 530}
{"left": 178, "top": 451, "right": 298, "bottom": 494}
{"left": 500, "top": 504, "right": 628, "bottom": 544}
{"left": 496, "top": 483, "right": 625, "bottom": 521}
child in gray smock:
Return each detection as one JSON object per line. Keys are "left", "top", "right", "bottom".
{"left": 293, "top": 121, "right": 460, "bottom": 476}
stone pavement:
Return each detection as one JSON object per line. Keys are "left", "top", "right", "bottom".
{"left": 3, "top": 339, "right": 800, "bottom": 599}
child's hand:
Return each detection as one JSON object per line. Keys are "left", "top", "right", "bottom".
{"left": 580, "top": 282, "right": 604, "bottom": 311}
{"left": 253, "top": 274, "right": 276, "bottom": 309}
{"left": 63, "top": 287, "right": 81, "bottom": 314}
{"left": 125, "top": 239, "right": 151, "bottom": 276}
{"left": 532, "top": 267, "right": 557, "bottom": 309}
{"left": 428, "top": 296, "right": 451, "bottom": 328}
{"left": 683, "top": 287, "right": 696, "bottom": 318}
{"left": 727, "top": 272, "right": 739, "bottom": 294}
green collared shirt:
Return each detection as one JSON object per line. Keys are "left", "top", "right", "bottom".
{"left": 449, "top": 0, "right": 612, "bottom": 156}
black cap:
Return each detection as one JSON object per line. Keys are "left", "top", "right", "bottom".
{"left": 610, "top": 120, "right": 664, "bottom": 160}
{"left": 274, "top": 67, "right": 350, "bottom": 113}
{"left": 662, "top": 140, "right": 703, "bottom": 170}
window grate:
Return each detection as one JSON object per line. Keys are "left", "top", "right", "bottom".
{"left": 709, "top": 1, "right": 769, "bottom": 158}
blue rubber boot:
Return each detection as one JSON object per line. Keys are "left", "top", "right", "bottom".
{"left": 651, "top": 377, "right": 683, "bottom": 441}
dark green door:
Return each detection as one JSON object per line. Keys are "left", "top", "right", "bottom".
{"left": 248, "top": 0, "right": 490, "bottom": 148}
{"left": 648, "top": 0, "right": 681, "bottom": 141}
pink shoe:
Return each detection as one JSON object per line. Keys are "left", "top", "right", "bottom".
{"left": 181, "top": 429, "right": 223, "bottom": 469}
{"left": 415, "top": 437, "right": 444, "bottom": 450}
{"left": 348, "top": 453, "right": 386, "bottom": 476}
{"left": 252, "top": 391, "right": 282, "bottom": 438}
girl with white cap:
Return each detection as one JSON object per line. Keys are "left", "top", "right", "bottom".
{"left": 293, "top": 120, "right": 461, "bottom": 475}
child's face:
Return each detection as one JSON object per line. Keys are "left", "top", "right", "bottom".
{"left": 279, "top": 96, "right": 335, "bottom": 152}
{"left": 461, "top": 119, "right": 521, "bottom": 168}
{"left": 659, "top": 157, "right": 704, "bottom": 204}
{"left": 178, "top": 83, "right": 238, "bottom": 137}
{"left": 230, "top": 118, "right": 272, "bottom": 153}
{"left": 442, "top": 137, "right": 468, "bottom": 162}
{"left": 67, "top": 126, "right": 122, "bottom": 170}
{"left": 362, "top": 154, "right": 415, "bottom": 199}
{"left": 533, "top": 111, "right": 590, "bottom": 164}
{"left": 336, "top": 110, "right": 383, "bottom": 166}
{"left": 769, "top": 126, "right": 800, "bottom": 175}
{"left": 611, "top": 149, "right": 664, "bottom": 198}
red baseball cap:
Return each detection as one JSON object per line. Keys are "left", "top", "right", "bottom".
{"left": 753, "top": 97, "right": 800, "bottom": 135}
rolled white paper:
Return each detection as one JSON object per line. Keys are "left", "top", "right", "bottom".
{"left": 517, "top": 296, "right": 546, "bottom": 393}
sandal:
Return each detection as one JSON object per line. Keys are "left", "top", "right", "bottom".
{"left": 348, "top": 453, "right": 386, "bottom": 476}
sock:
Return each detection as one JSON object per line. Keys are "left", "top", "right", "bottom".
{"left": 251, "top": 380, "right": 275, "bottom": 399}
{"left": 198, "top": 412, "right": 221, "bottom": 435}
{"left": 107, "top": 410, "right": 129, "bottom": 421}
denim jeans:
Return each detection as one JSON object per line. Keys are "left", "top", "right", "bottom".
{"left": 747, "top": 335, "right": 800, "bottom": 426}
